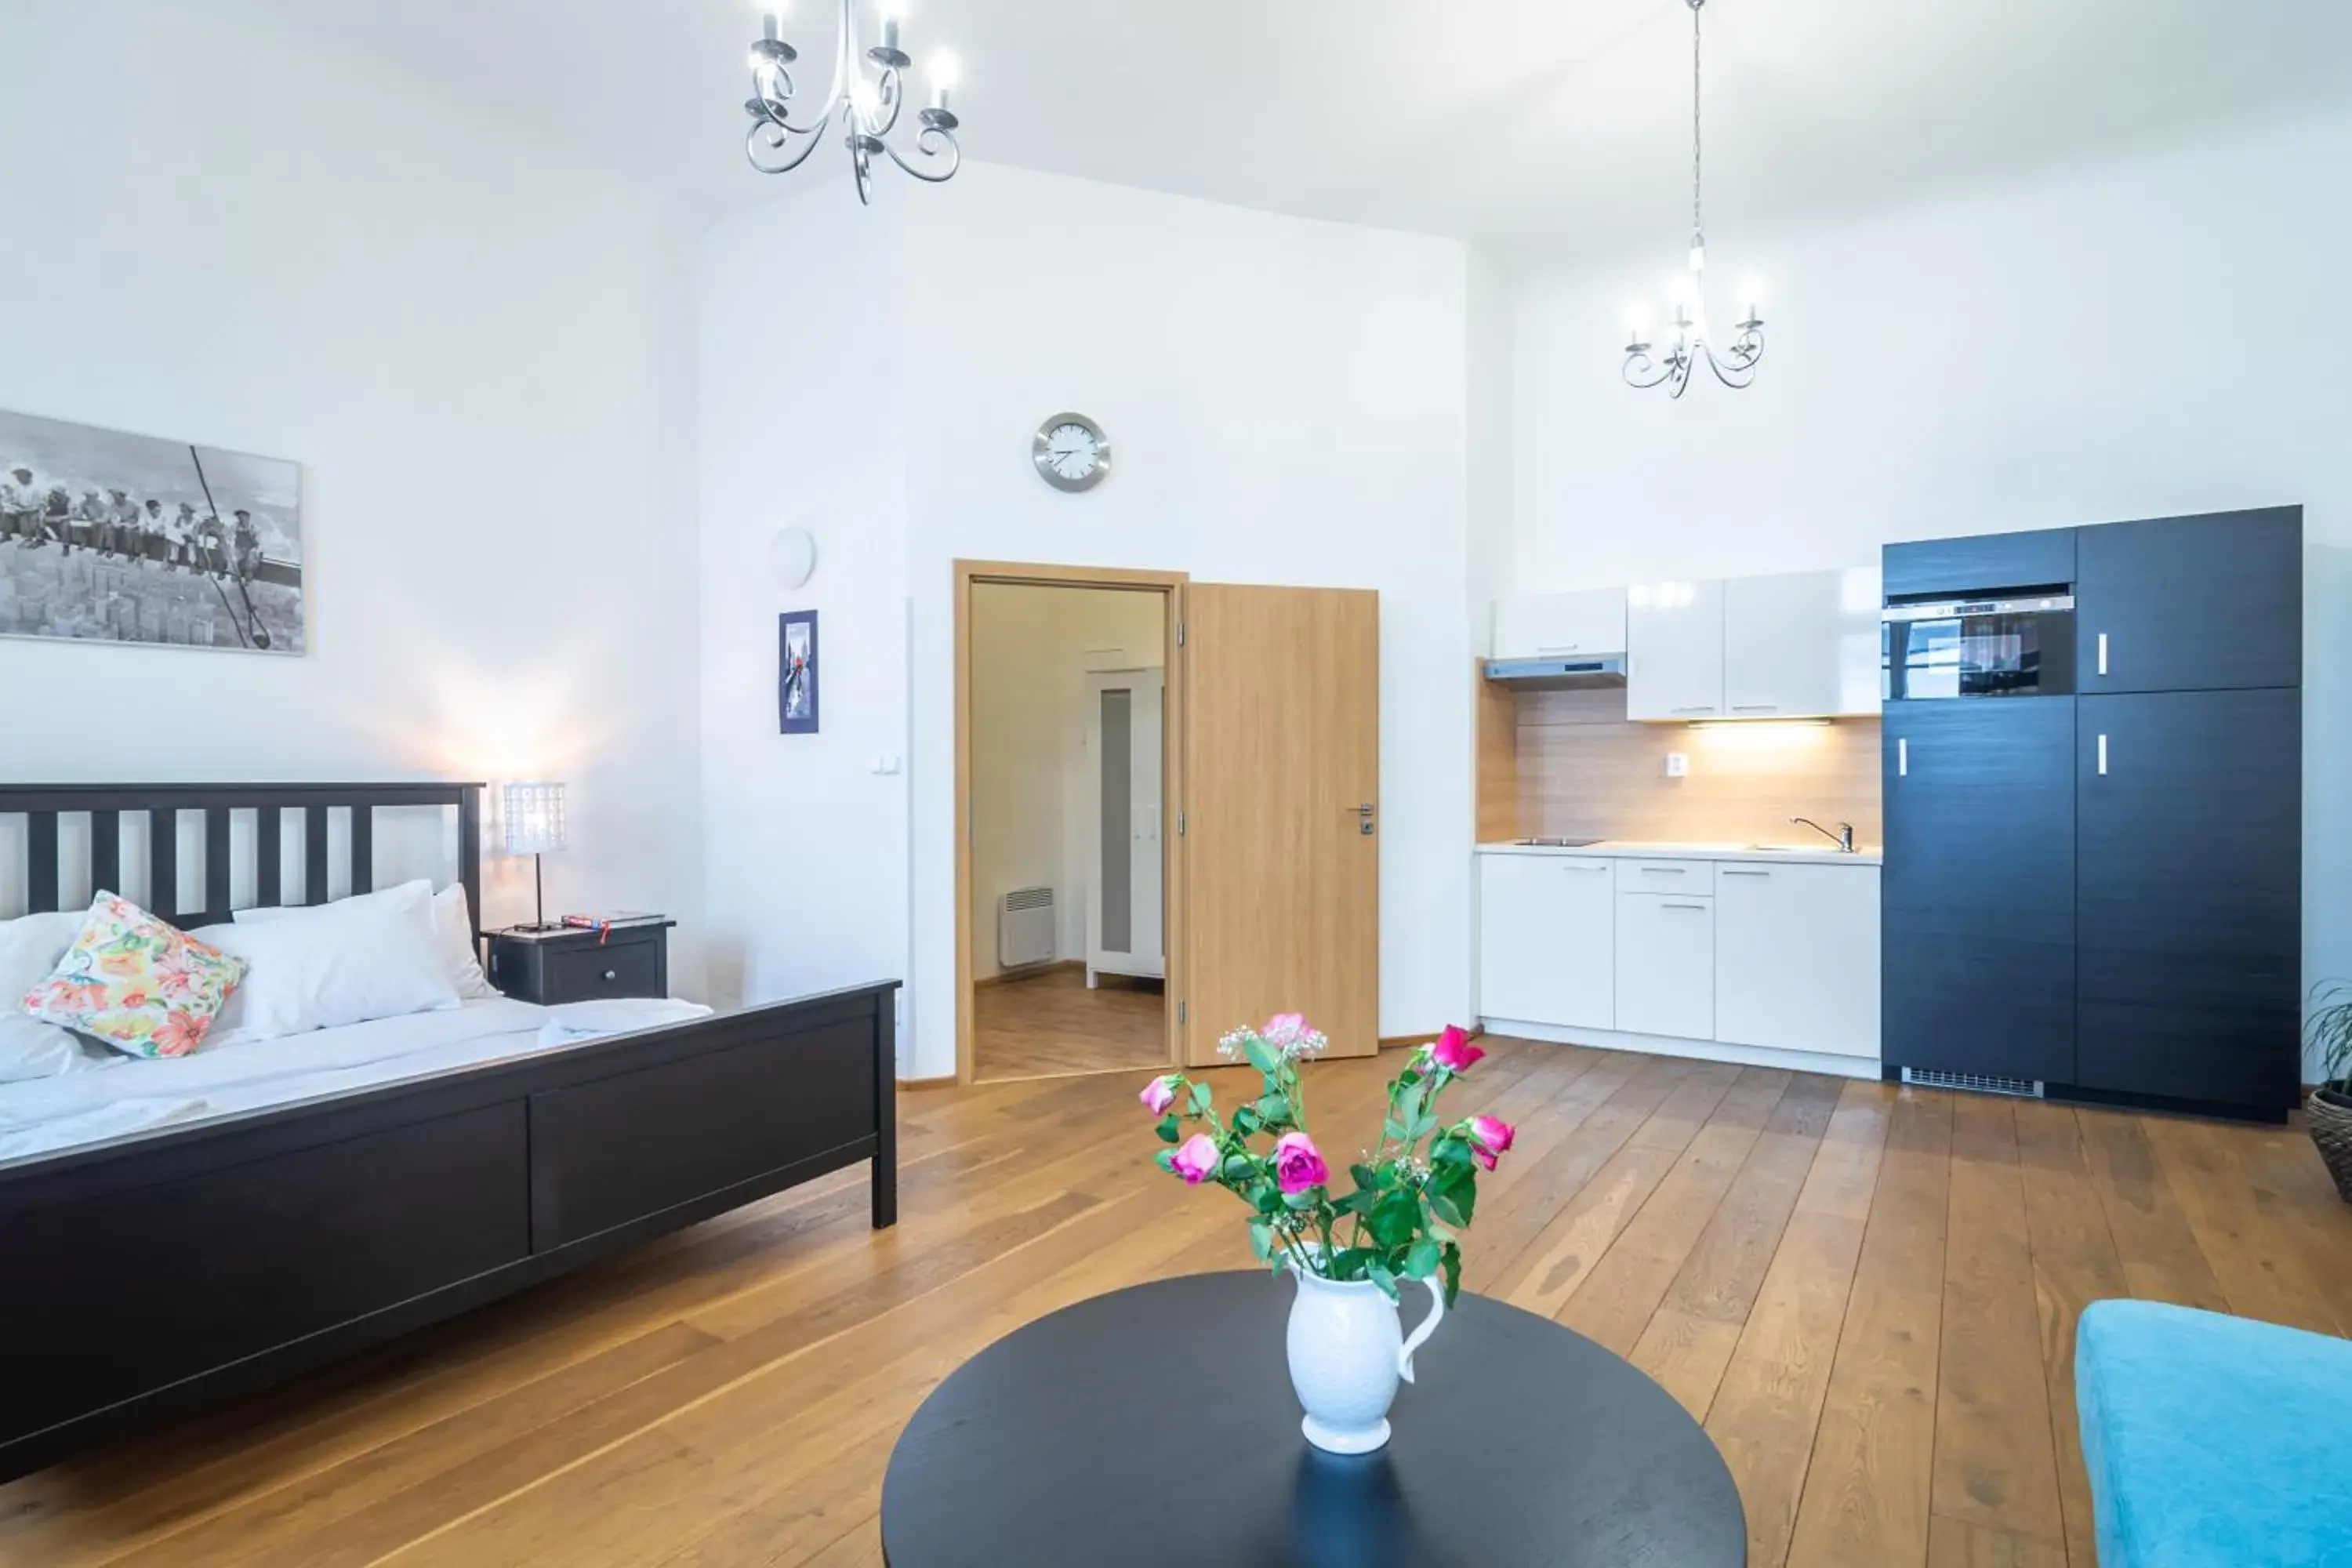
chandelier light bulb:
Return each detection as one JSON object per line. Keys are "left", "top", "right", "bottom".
{"left": 740, "top": 0, "right": 962, "bottom": 201}
{"left": 930, "top": 54, "right": 957, "bottom": 111}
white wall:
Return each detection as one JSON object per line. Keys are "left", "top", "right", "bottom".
{"left": 0, "top": 2, "right": 706, "bottom": 979}
{"left": 1509, "top": 107, "right": 2352, "bottom": 1069}
{"left": 700, "top": 162, "right": 1475, "bottom": 1078}
{"left": 968, "top": 583, "right": 1164, "bottom": 981}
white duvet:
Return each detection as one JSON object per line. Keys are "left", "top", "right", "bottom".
{"left": 0, "top": 997, "right": 566, "bottom": 1166}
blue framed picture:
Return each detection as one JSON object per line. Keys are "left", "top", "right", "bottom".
{"left": 779, "top": 610, "right": 819, "bottom": 734}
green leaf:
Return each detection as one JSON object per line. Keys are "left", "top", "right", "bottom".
{"left": 1396, "top": 1080, "right": 1426, "bottom": 1131}
{"left": 1328, "top": 1247, "right": 1377, "bottom": 1282}
{"left": 1254, "top": 1093, "right": 1291, "bottom": 1125}
{"left": 1381, "top": 1118, "right": 1406, "bottom": 1142}
{"left": 1232, "top": 1105, "right": 1260, "bottom": 1136}
{"left": 1156, "top": 1113, "right": 1180, "bottom": 1145}
{"left": 1432, "top": 1165, "right": 1478, "bottom": 1225}
{"left": 1243, "top": 1036, "right": 1279, "bottom": 1076}
{"left": 1428, "top": 1187, "right": 1467, "bottom": 1229}
{"left": 1367, "top": 1189, "right": 1421, "bottom": 1250}
{"left": 1402, "top": 1237, "right": 1442, "bottom": 1279}
{"left": 1407, "top": 1114, "right": 1438, "bottom": 1143}
{"left": 1440, "top": 1242, "right": 1463, "bottom": 1307}
{"left": 1368, "top": 1261, "right": 1400, "bottom": 1301}
{"left": 1248, "top": 1221, "right": 1273, "bottom": 1262}
{"left": 1429, "top": 1134, "right": 1473, "bottom": 1170}
{"left": 1189, "top": 1080, "right": 1214, "bottom": 1115}
{"left": 1283, "top": 1187, "right": 1323, "bottom": 1211}
{"left": 1348, "top": 1163, "right": 1380, "bottom": 1191}
{"left": 1220, "top": 1154, "right": 1255, "bottom": 1182}
{"left": 1155, "top": 1149, "right": 1177, "bottom": 1175}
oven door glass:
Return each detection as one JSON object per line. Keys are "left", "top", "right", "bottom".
{"left": 1883, "top": 610, "right": 2074, "bottom": 699}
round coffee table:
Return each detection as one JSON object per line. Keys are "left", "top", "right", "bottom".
{"left": 880, "top": 1271, "right": 1746, "bottom": 1566}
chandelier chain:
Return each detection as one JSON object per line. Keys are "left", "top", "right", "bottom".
{"left": 1692, "top": 0, "right": 1703, "bottom": 242}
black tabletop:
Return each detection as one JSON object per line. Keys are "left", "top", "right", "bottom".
{"left": 880, "top": 1271, "right": 1746, "bottom": 1568}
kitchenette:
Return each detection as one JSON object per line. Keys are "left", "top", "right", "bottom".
{"left": 1475, "top": 506, "right": 2305, "bottom": 1120}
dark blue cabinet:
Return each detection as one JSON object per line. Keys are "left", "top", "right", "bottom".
{"left": 2076, "top": 689, "right": 2302, "bottom": 1111}
{"left": 2076, "top": 508, "right": 2302, "bottom": 695}
{"left": 1882, "top": 700, "right": 2078, "bottom": 1084}
{"left": 1883, "top": 526, "right": 2077, "bottom": 599}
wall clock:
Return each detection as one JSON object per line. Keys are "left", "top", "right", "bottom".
{"left": 1033, "top": 412, "right": 1111, "bottom": 492}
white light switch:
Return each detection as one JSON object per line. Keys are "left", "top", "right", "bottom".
{"left": 1664, "top": 752, "right": 1690, "bottom": 778}
{"left": 873, "top": 753, "right": 903, "bottom": 775}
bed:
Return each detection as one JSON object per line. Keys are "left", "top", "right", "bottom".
{"left": 0, "top": 782, "right": 898, "bottom": 1483}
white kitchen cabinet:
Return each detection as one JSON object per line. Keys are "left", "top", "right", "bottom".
{"left": 1715, "top": 862, "right": 1880, "bottom": 1058}
{"left": 1478, "top": 855, "right": 1614, "bottom": 1029}
{"left": 1722, "top": 568, "right": 1884, "bottom": 719}
{"left": 1491, "top": 591, "right": 1628, "bottom": 662}
{"left": 1625, "top": 579, "right": 1726, "bottom": 720}
{"left": 1616, "top": 892, "right": 1715, "bottom": 1040}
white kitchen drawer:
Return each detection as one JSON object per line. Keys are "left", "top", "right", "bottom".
{"left": 1616, "top": 859, "right": 1715, "bottom": 895}
{"left": 1625, "top": 579, "right": 1726, "bottom": 720}
{"left": 1616, "top": 893, "right": 1715, "bottom": 1040}
{"left": 1478, "top": 855, "right": 1614, "bottom": 1029}
{"left": 1492, "top": 591, "right": 1628, "bottom": 662}
{"left": 1715, "top": 862, "right": 1880, "bottom": 1058}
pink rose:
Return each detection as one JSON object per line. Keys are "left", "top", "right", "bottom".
{"left": 1468, "top": 1114, "right": 1516, "bottom": 1171}
{"left": 1427, "top": 1025, "right": 1485, "bottom": 1073}
{"left": 1140, "top": 1074, "right": 1179, "bottom": 1116}
{"left": 1261, "top": 1013, "right": 1308, "bottom": 1047}
{"left": 1170, "top": 1134, "right": 1220, "bottom": 1185}
{"left": 1272, "top": 1131, "right": 1330, "bottom": 1195}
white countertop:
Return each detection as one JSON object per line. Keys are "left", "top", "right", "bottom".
{"left": 1476, "top": 839, "right": 1883, "bottom": 867}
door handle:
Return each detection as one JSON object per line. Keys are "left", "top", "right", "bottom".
{"left": 1356, "top": 802, "right": 1376, "bottom": 836}
{"left": 2097, "top": 633, "right": 2109, "bottom": 677}
{"left": 1897, "top": 736, "right": 1909, "bottom": 777}
{"left": 2097, "top": 734, "right": 2108, "bottom": 776}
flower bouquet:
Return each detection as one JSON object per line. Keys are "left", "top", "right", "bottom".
{"left": 1142, "top": 1015, "right": 1514, "bottom": 1452}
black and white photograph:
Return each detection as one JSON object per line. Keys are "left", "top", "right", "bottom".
{"left": 779, "top": 609, "right": 818, "bottom": 734}
{"left": 0, "top": 407, "right": 305, "bottom": 655}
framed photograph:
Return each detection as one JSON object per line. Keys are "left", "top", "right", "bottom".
{"left": 779, "top": 610, "right": 819, "bottom": 734}
{"left": 0, "top": 406, "right": 305, "bottom": 655}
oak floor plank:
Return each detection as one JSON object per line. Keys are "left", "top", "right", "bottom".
{"left": 2139, "top": 1113, "right": 2347, "bottom": 1338}
{"left": 2073, "top": 1108, "right": 2232, "bottom": 1312}
{"left": 1926, "top": 1514, "right": 2071, "bottom": 1568}
{"left": 1930, "top": 1094, "right": 2067, "bottom": 1550}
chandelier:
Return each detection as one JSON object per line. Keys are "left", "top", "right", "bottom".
{"left": 743, "top": 3, "right": 962, "bottom": 203}
{"left": 1623, "top": 0, "right": 1765, "bottom": 397}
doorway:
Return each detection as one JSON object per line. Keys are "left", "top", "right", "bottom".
{"left": 956, "top": 566, "right": 1182, "bottom": 1083}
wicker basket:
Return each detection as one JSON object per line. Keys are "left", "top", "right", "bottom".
{"left": 2310, "top": 1086, "right": 2352, "bottom": 1204}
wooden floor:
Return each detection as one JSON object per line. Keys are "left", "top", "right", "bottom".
{"left": 972, "top": 964, "right": 1167, "bottom": 1081}
{"left": 6, "top": 1036, "right": 2350, "bottom": 1567}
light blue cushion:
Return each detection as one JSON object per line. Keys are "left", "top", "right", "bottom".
{"left": 2078, "top": 1299, "right": 2352, "bottom": 1567}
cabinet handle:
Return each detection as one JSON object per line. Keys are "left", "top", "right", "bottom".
{"left": 1534, "top": 643, "right": 1581, "bottom": 654}
{"left": 1671, "top": 706, "right": 1717, "bottom": 715}
{"left": 1732, "top": 705, "right": 1779, "bottom": 713}
{"left": 1563, "top": 864, "right": 1610, "bottom": 873}
{"left": 602, "top": 968, "right": 619, "bottom": 982}
{"left": 1639, "top": 866, "right": 1686, "bottom": 875}
{"left": 1722, "top": 869, "right": 1771, "bottom": 877}
{"left": 1661, "top": 902, "right": 1709, "bottom": 911}
{"left": 2097, "top": 633, "right": 2109, "bottom": 677}
{"left": 1897, "top": 736, "right": 1909, "bottom": 777}
{"left": 2096, "top": 734, "right": 2108, "bottom": 776}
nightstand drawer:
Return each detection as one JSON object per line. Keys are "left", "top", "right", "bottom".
{"left": 543, "top": 942, "right": 662, "bottom": 1000}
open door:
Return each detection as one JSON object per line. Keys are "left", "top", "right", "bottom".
{"left": 1179, "top": 584, "right": 1379, "bottom": 1064}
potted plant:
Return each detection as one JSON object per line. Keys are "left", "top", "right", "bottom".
{"left": 1141, "top": 1016, "right": 1514, "bottom": 1454}
{"left": 2309, "top": 985, "right": 2352, "bottom": 1203}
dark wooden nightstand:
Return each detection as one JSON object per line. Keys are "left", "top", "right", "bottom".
{"left": 487, "top": 922, "right": 675, "bottom": 1005}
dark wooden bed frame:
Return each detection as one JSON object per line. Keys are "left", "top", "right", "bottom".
{"left": 0, "top": 782, "right": 897, "bottom": 1483}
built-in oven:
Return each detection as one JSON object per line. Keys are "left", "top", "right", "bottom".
{"left": 1882, "top": 592, "right": 2076, "bottom": 700}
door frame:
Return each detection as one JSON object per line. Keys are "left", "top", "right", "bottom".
{"left": 953, "top": 560, "right": 1189, "bottom": 1086}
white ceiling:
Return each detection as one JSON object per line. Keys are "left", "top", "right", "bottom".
{"left": 229, "top": 0, "right": 2352, "bottom": 264}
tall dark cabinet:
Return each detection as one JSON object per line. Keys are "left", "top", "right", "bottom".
{"left": 1882, "top": 507, "right": 2303, "bottom": 1120}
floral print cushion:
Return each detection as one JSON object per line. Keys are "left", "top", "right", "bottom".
{"left": 20, "top": 893, "right": 247, "bottom": 1059}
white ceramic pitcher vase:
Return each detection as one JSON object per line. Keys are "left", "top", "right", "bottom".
{"left": 1283, "top": 1264, "right": 1446, "bottom": 1454}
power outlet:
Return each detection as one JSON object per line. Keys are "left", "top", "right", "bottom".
{"left": 1664, "top": 752, "right": 1690, "bottom": 778}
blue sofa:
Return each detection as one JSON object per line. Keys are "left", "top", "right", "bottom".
{"left": 2078, "top": 1299, "right": 2352, "bottom": 1566}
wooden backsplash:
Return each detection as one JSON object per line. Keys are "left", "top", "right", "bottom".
{"left": 1484, "top": 680, "right": 1882, "bottom": 846}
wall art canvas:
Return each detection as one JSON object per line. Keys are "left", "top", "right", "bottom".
{"left": 779, "top": 610, "right": 819, "bottom": 734}
{"left": 0, "top": 407, "right": 305, "bottom": 655}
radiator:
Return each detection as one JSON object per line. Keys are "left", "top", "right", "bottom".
{"left": 997, "top": 887, "right": 1056, "bottom": 969}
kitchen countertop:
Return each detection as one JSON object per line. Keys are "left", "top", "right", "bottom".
{"left": 1476, "top": 839, "right": 1884, "bottom": 867}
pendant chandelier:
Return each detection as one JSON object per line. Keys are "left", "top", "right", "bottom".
{"left": 743, "top": 2, "right": 962, "bottom": 203}
{"left": 1623, "top": 0, "right": 1766, "bottom": 397}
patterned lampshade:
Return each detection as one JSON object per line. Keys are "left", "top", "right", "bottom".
{"left": 501, "top": 782, "right": 568, "bottom": 857}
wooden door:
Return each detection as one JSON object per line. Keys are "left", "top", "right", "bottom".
{"left": 1179, "top": 585, "right": 1379, "bottom": 1065}
{"left": 2076, "top": 508, "right": 2302, "bottom": 695}
{"left": 2075, "top": 688, "right": 2301, "bottom": 1112}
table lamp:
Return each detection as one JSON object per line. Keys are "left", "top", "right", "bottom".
{"left": 502, "top": 781, "right": 568, "bottom": 931}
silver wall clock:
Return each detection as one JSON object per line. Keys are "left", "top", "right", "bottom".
{"left": 1033, "top": 412, "right": 1111, "bottom": 492}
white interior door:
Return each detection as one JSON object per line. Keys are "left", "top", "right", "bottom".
{"left": 1088, "top": 668, "right": 1165, "bottom": 981}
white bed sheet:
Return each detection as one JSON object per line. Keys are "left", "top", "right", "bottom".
{"left": 0, "top": 997, "right": 561, "bottom": 1165}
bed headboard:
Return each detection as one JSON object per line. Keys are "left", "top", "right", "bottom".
{"left": 0, "top": 783, "right": 484, "bottom": 936}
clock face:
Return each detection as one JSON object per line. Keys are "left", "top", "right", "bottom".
{"left": 1033, "top": 413, "right": 1110, "bottom": 492}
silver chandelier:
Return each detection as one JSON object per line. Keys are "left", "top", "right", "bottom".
{"left": 743, "top": 2, "right": 961, "bottom": 203}
{"left": 1623, "top": 0, "right": 1766, "bottom": 397}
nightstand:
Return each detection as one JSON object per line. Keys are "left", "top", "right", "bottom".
{"left": 487, "top": 922, "right": 675, "bottom": 1005}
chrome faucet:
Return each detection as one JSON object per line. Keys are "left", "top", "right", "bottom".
{"left": 1790, "top": 816, "right": 1856, "bottom": 853}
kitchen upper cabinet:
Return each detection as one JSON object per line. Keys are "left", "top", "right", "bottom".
{"left": 2075, "top": 689, "right": 2301, "bottom": 1112}
{"left": 1722, "top": 568, "right": 1884, "bottom": 719}
{"left": 1716, "top": 863, "right": 1881, "bottom": 1058}
{"left": 1882, "top": 526, "right": 2077, "bottom": 600}
{"left": 1491, "top": 591, "right": 1626, "bottom": 662}
{"left": 1617, "top": 893, "right": 1715, "bottom": 1040}
{"left": 1882, "top": 699, "right": 2078, "bottom": 1085}
{"left": 1477, "top": 855, "right": 1614, "bottom": 1029}
{"left": 2076, "top": 508, "right": 2302, "bottom": 695}
{"left": 1625, "top": 579, "right": 1726, "bottom": 720}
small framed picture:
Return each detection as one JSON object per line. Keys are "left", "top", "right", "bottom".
{"left": 779, "top": 610, "right": 819, "bottom": 734}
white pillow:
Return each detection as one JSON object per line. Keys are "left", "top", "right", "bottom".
{"left": 1, "top": 910, "right": 85, "bottom": 1007}
{"left": 198, "top": 880, "right": 459, "bottom": 1045}
{"left": 0, "top": 1014, "right": 109, "bottom": 1083}
{"left": 236, "top": 881, "right": 493, "bottom": 1001}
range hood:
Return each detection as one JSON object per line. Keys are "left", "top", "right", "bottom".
{"left": 1483, "top": 654, "right": 1627, "bottom": 688}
